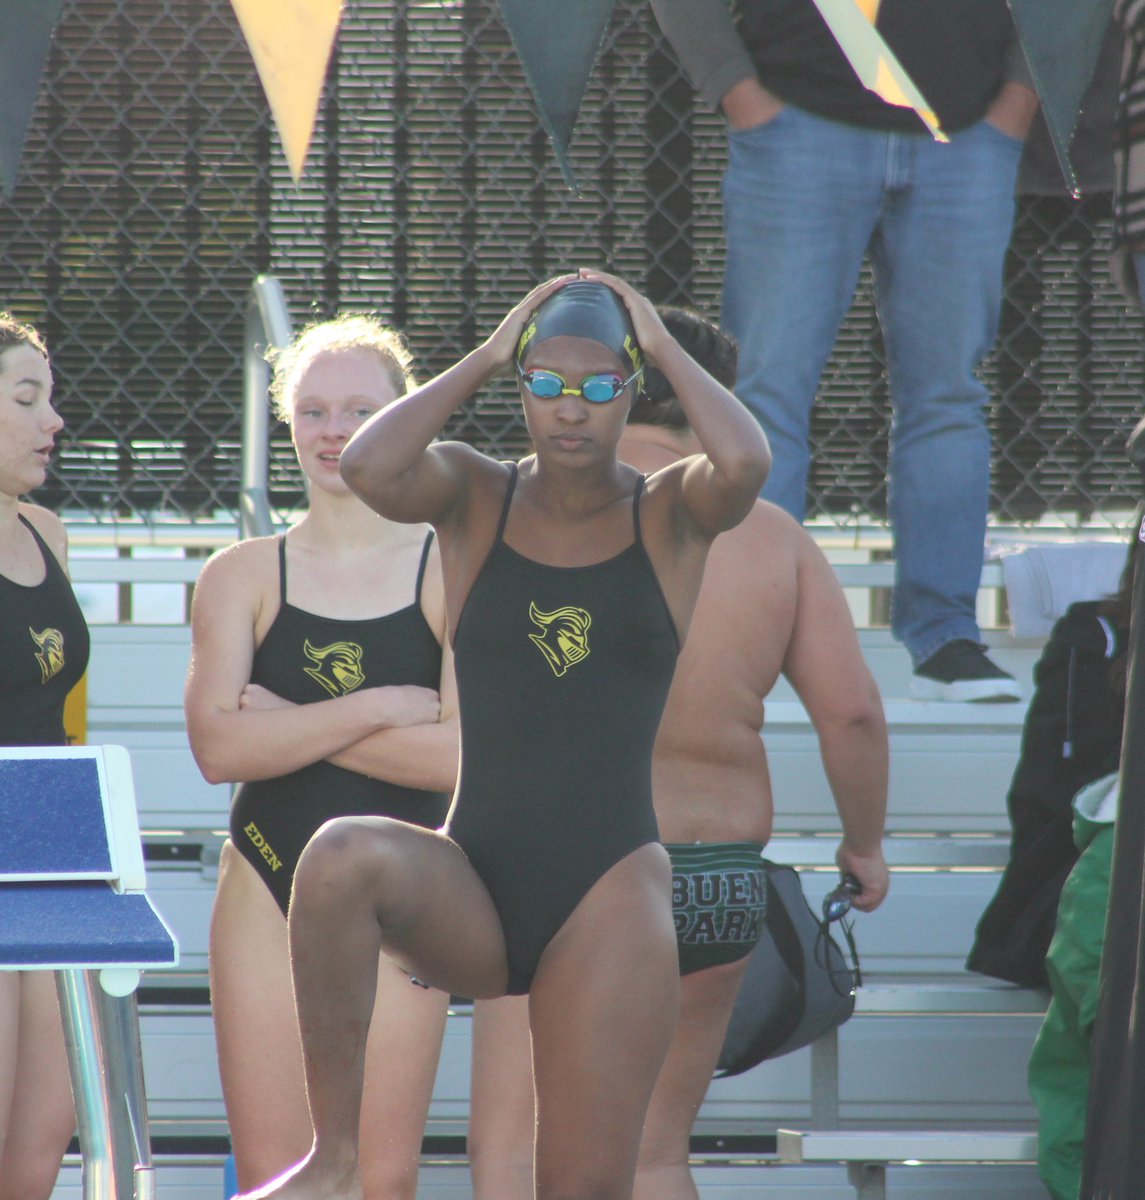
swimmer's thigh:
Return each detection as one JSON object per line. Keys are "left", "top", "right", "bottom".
{"left": 292, "top": 816, "right": 510, "bottom": 1000}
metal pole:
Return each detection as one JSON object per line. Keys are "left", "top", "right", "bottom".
{"left": 55, "top": 970, "right": 115, "bottom": 1200}
{"left": 93, "top": 987, "right": 155, "bottom": 1200}
{"left": 241, "top": 274, "right": 292, "bottom": 540}
{"left": 810, "top": 1028, "right": 840, "bottom": 1128}
{"left": 55, "top": 973, "right": 156, "bottom": 1200}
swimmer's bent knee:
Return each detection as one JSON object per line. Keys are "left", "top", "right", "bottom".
{"left": 294, "top": 814, "right": 412, "bottom": 902}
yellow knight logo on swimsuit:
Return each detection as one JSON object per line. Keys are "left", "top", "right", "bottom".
{"left": 528, "top": 601, "right": 591, "bottom": 677}
{"left": 29, "top": 626, "right": 65, "bottom": 684}
{"left": 302, "top": 638, "right": 366, "bottom": 697}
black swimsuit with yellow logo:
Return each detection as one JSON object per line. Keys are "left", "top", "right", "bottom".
{"left": 0, "top": 515, "right": 90, "bottom": 747}
{"left": 230, "top": 533, "right": 450, "bottom": 914}
{"left": 447, "top": 465, "right": 679, "bottom": 993}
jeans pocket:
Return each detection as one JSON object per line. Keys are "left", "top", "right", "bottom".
{"left": 979, "top": 118, "right": 1026, "bottom": 152}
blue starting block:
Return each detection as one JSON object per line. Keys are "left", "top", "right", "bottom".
{"left": 1, "top": 745, "right": 179, "bottom": 1200}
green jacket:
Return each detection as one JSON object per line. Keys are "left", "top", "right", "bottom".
{"left": 1027, "top": 773, "right": 1120, "bottom": 1200}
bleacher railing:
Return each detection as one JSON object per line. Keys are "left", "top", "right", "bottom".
{"left": 240, "top": 275, "right": 292, "bottom": 540}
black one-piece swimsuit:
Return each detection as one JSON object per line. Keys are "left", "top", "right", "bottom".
{"left": 447, "top": 465, "right": 679, "bottom": 993}
{"left": 0, "top": 515, "right": 90, "bottom": 747}
{"left": 230, "top": 533, "right": 450, "bottom": 915}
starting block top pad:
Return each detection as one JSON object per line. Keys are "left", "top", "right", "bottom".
{"left": 0, "top": 747, "right": 178, "bottom": 972}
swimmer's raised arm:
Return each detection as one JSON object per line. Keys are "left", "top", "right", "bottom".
{"left": 340, "top": 274, "right": 576, "bottom": 525}
{"left": 584, "top": 269, "right": 770, "bottom": 537}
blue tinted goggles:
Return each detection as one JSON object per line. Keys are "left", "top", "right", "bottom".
{"left": 516, "top": 363, "right": 641, "bottom": 404}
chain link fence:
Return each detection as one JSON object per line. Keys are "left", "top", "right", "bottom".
{"left": 2, "top": 0, "right": 1143, "bottom": 531}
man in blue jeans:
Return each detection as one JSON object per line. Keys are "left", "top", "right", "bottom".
{"left": 651, "top": 0, "right": 1039, "bottom": 700}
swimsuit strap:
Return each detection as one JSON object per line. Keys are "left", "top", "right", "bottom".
{"left": 632, "top": 474, "right": 647, "bottom": 545}
{"left": 16, "top": 513, "right": 50, "bottom": 563}
{"left": 414, "top": 529, "right": 435, "bottom": 603}
{"left": 493, "top": 463, "right": 520, "bottom": 545}
{"left": 14, "top": 513, "right": 65, "bottom": 584}
{"left": 491, "top": 464, "right": 641, "bottom": 549}
{"left": 276, "top": 534, "right": 289, "bottom": 605}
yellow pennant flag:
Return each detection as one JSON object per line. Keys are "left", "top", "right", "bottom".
{"left": 810, "top": 0, "right": 947, "bottom": 141}
{"left": 230, "top": 0, "right": 344, "bottom": 182}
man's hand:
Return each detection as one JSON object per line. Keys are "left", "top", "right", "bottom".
{"left": 721, "top": 77, "right": 786, "bottom": 131}
{"left": 984, "top": 81, "right": 1039, "bottom": 142}
{"left": 836, "top": 845, "right": 890, "bottom": 912}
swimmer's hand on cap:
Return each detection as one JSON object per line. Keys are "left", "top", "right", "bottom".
{"left": 577, "top": 268, "right": 672, "bottom": 367}
{"left": 482, "top": 273, "right": 580, "bottom": 374}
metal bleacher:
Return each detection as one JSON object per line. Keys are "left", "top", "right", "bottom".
{"left": 45, "top": 542, "right": 1069, "bottom": 1199}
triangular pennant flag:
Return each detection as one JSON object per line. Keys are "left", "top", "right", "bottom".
{"left": 809, "top": 0, "right": 947, "bottom": 141}
{"left": 229, "top": 0, "right": 344, "bottom": 183}
{"left": 1009, "top": 0, "right": 1116, "bottom": 198}
{"left": 0, "top": 0, "right": 66, "bottom": 197}
{"left": 498, "top": 0, "right": 615, "bottom": 193}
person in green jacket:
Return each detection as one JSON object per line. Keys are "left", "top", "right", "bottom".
{"left": 1027, "top": 771, "right": 1120, "bottom": 1200}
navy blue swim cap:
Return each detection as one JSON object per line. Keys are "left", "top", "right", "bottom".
{"left": 516, "top": 281, "right": 643, "bottom": 374}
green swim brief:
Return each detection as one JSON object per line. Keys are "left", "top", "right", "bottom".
{"left": 667, "top": 840, "right": 767, "bottom": 976}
